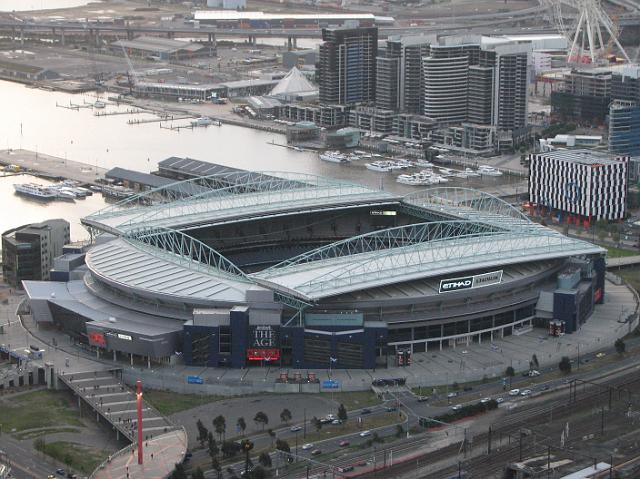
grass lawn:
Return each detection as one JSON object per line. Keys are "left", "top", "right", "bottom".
{"left": 35, "top": 441, "right": 109, "bottom": 474}
{"left": 300, "top": 411, "right": 404, "bottom": 445}
{"left": 0, "top": 390, "right": 82, "bottom": 433}
{"left": 14, "top": 427, "right": 80, "bottom": 440}
{"left": 323, "top": 391, "right": 381, "bottom": 410}
{"left": 143, "top": 389, "right": 224, "bottom": 415}
{"left": 619, "top": 266, "right": 640, "bottom": 293}
{"left": 607, "top": 246, "right": 638, "bottom": 258}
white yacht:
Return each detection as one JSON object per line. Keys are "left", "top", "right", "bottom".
{"left": 477, "top": 165, "right": 503, "bottom": 176}
{"left": 320, "top": 151, "right": 349, "bottom": 163}
{"left": 415, "top": 160, "right": 435, "bottom": 168}
{"left": 192, "top": 116, "right": 216, "bottom": 127}
{"left": 13, "top": 183, "right": 58, "bottom": 200}
{"left": 94, "top": 100, "right": 106, "bottom": 109}
{"left": 438, "top": 167, "right": 453, "bottom": 175}
{"left": 366, "top": 161, "right": 393, "bottom": 172}
{"left": 464, "top": 168, "right": 481, "bottom": 177}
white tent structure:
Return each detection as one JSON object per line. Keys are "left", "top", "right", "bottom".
{"left": 269, "top": 67, "right": 317, "bottom": 98}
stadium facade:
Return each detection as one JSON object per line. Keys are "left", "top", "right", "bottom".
{"left": 22, "top": 172, "right": 606, "bottom": 369}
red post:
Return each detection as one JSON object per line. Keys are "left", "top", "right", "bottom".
{"left": 136, "top": 379, "right": 143, "bottom": 465}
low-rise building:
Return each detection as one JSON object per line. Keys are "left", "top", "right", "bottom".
{"left": 2, "top": 219, "right": 70, "bottom": 288}
{"left": 110, "top": 36, "right": 209, "bottom": 60}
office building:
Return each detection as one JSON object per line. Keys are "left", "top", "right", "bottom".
{"left": 2, "top": 219, "right": 70, "bottom": 287}
{"left": 551, "top": 68, "right": 612, "bottom": 125}
{"left": 318, "top": 27, "right": 378, "bottom": 105}
{"left": 609, "top": 100, "right": 640, "bottom": 156}
{"left": 529, "top": 150, "right": 628, "bottom": 222}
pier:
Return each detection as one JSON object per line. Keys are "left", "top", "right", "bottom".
{"left": 0, "top": 149, "right": 107, "bottom": 185}
{"left": 94, "top": 108, "right": 145, "bottom": 117}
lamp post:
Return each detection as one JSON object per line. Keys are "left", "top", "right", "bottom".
{"left": 136, "top": 379, "right": 143, "bottom": 465}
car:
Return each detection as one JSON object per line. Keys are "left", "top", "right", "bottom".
{"left": 447, "top": 392, "right": 458, "bottom": 398}
{"left": 331, "top": 419, "right": 342, "bottom": 425}
{"left": 339, "top": 440, "right": 350, "bottom": 447}
{"left": 56, "top": 470, "right": 65, "bottom": 476}
{"left": 359, "top": 430, "right": 372, "bottom": 437}
{"left": 520, "top": 389, "right": 532, "bottom": 396}
{"left": 48, "top": 476, "right": 55, "bottom": 479}
{"left": 528, "top": 370, "right": 540, "bottom": 377}
{"left": 480, "top": 397, "right": 491, "bottom": 404}
{"left": 326, "top": 414, "right": 336, "bottom": 421}
{"left": 542, "top": 385, "right": 550, "bottom": 391}
{"left": 385, "top": 406, "right": 397, "bottom": 412}
{"left": 417, "top": 396, "right": 429, "bottom": 402}
{"left": 461, "top": 350, "right": 468, "bottom": 354}
{"left": 596, "top": 352, "right": 606, "bottom": 358}
{"left": 311, "top": 449, "right": 322, "bottom": 456}
{"left": 451, "top": 404, "right": 463, "bottom": 411}
{"left": 338, "top": 466, "right": 354, "bottom": 473}
{"left": 496, "top": 397, "right": 504, "bottom": 404}
{"left": 302, "top": 443, "right": 314, "bottom": 450}
{"left": 290, "top": 425, "right": 302, "bottom": 432}
{"left": 355, "top": 461, "right": 367, "bottom": 467}
{"left": 361, "top": 408, "right": 372, "bottom": 414}
{"left": 509, "top": 389, "right": 520, "bottom": 396}
{"left": 320, "top": 418, "right": 331, "bottom": 424}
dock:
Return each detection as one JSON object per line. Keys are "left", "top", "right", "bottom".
{"left": 127, "top": 115, "right": 193, "bottom": 125}
{"left": 94, "top": 108, "right": 145, "bottom": 117}
{"left": 0, "top": 149, "right": 107, "bottom": 186}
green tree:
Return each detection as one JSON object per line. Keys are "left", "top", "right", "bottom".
{"left": 196, "top": 419, "right": 209, "bottom": 448}
{"left": 258, "top": 451, "right": 272, "bottom": 468}
{"left": 531, "top": 354, "right": 539, "bottom": 369}
{"left": 213, "top": 415, "right": 226, "bottom": 441}
{"left": 207, "top": 432, "right": 218, "bottom": 459}
{"left": 275, "top": 438, "right": 291, "bottom": 454}
{"left": 395, "top": 424, "right": 404, "bottom": 438}
{"left": 237, "top": 417, "right": 247, "bottom": 436}
{"left": 172, "top": 463, "right": 188, "bottom": 479}
{"left": 559, "top": 356, "right": 572, "bottom": 374}
{"left": 191, "top": 467, "right": 205, "bottom": 479}
{"left": 211, "top": 456, "right": 222, "bottom": 479}
{"left": 615, "top": 338, "right": 626, "bottom": 354}
{"left": 372, "top": 432, "right": 383, "bottom": 444}
{"left": 254, "top": 411, "right": 269, "bottom": 431}
{"left": 311, "top": 416, "right": 322, "bottom": 432}
{"left": 280, "top": 408, "right": 292, "bottom": 424}
{"left": 267, "top": 428, "right": 276, "bottom": 446}
{"left": 337, "top": 403, "right": 348, "bottom": 423}
{"left": 505, "top": 366, "right": 515, "bottom": 388}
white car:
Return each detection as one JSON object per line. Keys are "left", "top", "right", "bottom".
{"left": 480, "top": 397, "right": 491, "bottom": 404}
{"left": 528, "top": 370, "right": 540, "bottom": 377}
{"left": 302, "top": 443, "right": 314, "bottom": 450}
{"left": 447, "top": 392, "right": 458, "bottom": 398}
{"left": 509, "top": 389, "right": 520, "bottom": 396}
{"left": 359, "top": 430, "right": 372, "bottom": 437}
{"left": 326, "top": 414, "right": 336, "bottom": 421}
{"left": 451, "top": 404, "right": 462, "bottom": 411}
{"left": 290, "top": 425, "right": 302, "bottom": 432}
{"left": 331, "top": 419, "right": 342, "bottom": 425}
{"left": 496, "top": 397, "right": 505, "bottom": 404}
{"left": 520, "top": 389, "right": 532, "bottom": 396}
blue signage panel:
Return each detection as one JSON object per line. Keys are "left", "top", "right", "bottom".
{"left": 322, "top": 380, "right": 340, "bottom": 389}
{"left": 187, "top": 375, "right": 204, "bottom": 384}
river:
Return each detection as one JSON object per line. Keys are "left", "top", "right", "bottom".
{"left": 0, "top": 80, "right": 520, "bottom": 240}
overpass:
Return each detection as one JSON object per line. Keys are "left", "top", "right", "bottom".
{"left": 606, "top": 255, "right": 640, "bottom": 268}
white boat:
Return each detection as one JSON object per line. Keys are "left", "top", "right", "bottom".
{"left": 192, "top": 116, "right": 213, "bottom": 127}
{"left": 478, "top": 165, "right": 503, "bottom": 176}
{"left": 465, "top": 168, "right": 481, "bottom": 177}
{"left": 102, "top": 185, "right": 136, "bottom": 199}
{"left": 320, "top": 151, "right": 350, "bottom": 163}
{"left": 415, "top": 160, "right": 435, "bottom": 168}
{"left": 52, "top": 186, "right": 78, "bottom": 199}
{"left": 94, "top": 100, "right": 106, "bottom": 109}
{"left": 438, "top": 167, "right": 453, "bottom": 175}
{"left": 366, "top": 161, "right": 393, "bottom": 172}
{"left": 396, "top": 173, "right": 434, "bottom": 186}
{"left": 13, "top": 183, "right": 58, "bottom": 200}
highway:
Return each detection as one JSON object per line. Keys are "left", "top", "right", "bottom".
{"left": 0, "top": 432, "right": 62, "bottom": 479}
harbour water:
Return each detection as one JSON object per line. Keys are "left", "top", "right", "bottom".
{"left": 0, "top": 80, "right": 522, "bottom": 240}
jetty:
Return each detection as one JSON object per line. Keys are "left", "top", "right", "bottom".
{"left": 0, "top": 149, "right": 107, "bottom": 185}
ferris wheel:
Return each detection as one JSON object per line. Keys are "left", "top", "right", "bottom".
{"left": 541, "top": 0, "right": 630, "bottom": 64}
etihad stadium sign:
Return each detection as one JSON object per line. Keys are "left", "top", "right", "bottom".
{"left": 439, "top": 270, "right": 503, "bottom": 294}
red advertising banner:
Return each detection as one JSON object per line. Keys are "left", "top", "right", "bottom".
{"left": 88, "top": 332, "right": 106, "bottom": 347}
{"left": 246, "top": 348, "right": 280, "bottom": 361}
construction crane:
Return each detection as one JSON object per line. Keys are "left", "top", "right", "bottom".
{"left": 115, "top": 34, "right": 139, "bottom": 95}
{"left": 541, "top": 0, "right": 630, "bottom": 64}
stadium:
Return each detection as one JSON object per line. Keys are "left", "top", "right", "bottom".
{"left": 23, "top": 171, "right": 606, "bottom": 370}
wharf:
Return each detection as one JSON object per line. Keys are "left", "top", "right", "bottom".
{"left": 0, "top": 149, "right": 107, "bottom": 185}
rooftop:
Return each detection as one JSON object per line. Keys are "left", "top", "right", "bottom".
{"left": 111, "top": 36, "right": 205, "bottom": 54}
{"left": 539, "top": 149, "right": 627, "bottom": 165}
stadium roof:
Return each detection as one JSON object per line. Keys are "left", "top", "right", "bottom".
{"left": 81, "top": 177, "right": 605, "bottom": 303}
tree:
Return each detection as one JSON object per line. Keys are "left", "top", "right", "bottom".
{"left": 337, "top": 403, "right": 348, "bottom": 423}
{"left": 311, "top": 416, "right": 322, "bottom": 432}
{"left": 275, "top": 438, "right": 291, "bottom": 454}
{"left": 211, "top": 456, "right": 222, "bottom": 479}
{"left": 241, "top": 439, "right": 254, "bottom": 478}
{"left": 372, "top": 432, "right": 383, "bottom": 444}
{"left": 280, "top": 408, "right": 292, "bottom": 424}
{"left": 249, "top": 466, "right": 267, "bottom": 479}
{"left": 172, "top": 464, "right": 188, "bottom": 479}
{"left": 191, "top": 468, "right": 205, "bottom": 479}
{"left": 531, "top": 354, "right": 539, "bottom": 369}
{"left": 213, "top": 415, "right": 226, "bottom": 441}
{"left": 237, "top": 417, "right": 247, "bottom": 436}
{"left": 505, "top": 366, "right": 515, "bottom": 388}
{"left": 254, "top": 411, "right": 269, "bottom": 431}
{"left": 207, "top": 432, "right": 218, "bottom": 459}
{"left": 559, "top": 356, "right": 572, "bottom": 374}
{"left": 258, "top": 451, "right": 272, "bottom": 468}
{"left": 615, "top": 338, "right": 626, "bottom": 354}
{"left": 452, "top": 382, "right": 459, "bottom": 391}
{"left": 267, "top": 428, "right": 276, "bottom": 446}
{"left": 395, "top": 424, "right": 404, "bottom": 438}
{"left": 221, "top": 440, "right": 240, "bottom": 458}
{"left": 196, "top": 419, "right": 209, "bottom": 448}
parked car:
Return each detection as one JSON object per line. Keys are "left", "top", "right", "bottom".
{"left": 596, "top": 352, "right": 606, "bottom": 358}
{"left": 339, "top": 440, "right": 350, "bottom": 447}
{"left": 496, "top": 397, "right": 504, "bottom": 404}
{"left": 359, "top": 430, "right": 372, "bottom": 437}
{"left": 509, "top": 389, "right": 520, "bottom": 396}
{"left": 290, "top": 425, "right": 302, "bottom": 432}
{"left": 480, "top": 397, "right": 491, "bottom": 404}
{"left": 56, "top": 470, "right": 65, "bottom": 476}
{"left": 385, "top": 406, "right": 397, "bottom": 412}
{"left": 338, "top": 466, "right": 354, "bottom": 473}
{"left": 311, "top": 449, "right": 322, "bottom": 456}
{"left": 528, "top": 370, "right": 540, "bottom": 377}
{"left": 447, "top": 392, "right": 458, "bottom": 398}
{"left": 302, "top": 443, "right": 314, "bottom": 450}
{"left": 331, "top": 419, "right": 342, "bottom": 425}
{"left": 451, "top": 404, "right": 462, "bottom": 411}
{"left": 417, "top": 396, "right": 429, "bottom": 402}
{"left": 520, "top": 389, "right": 532, "bottom": 396}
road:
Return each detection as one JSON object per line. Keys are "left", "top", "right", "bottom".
{"left": 0, "top": 432, "right": 61, "bottom": 479}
